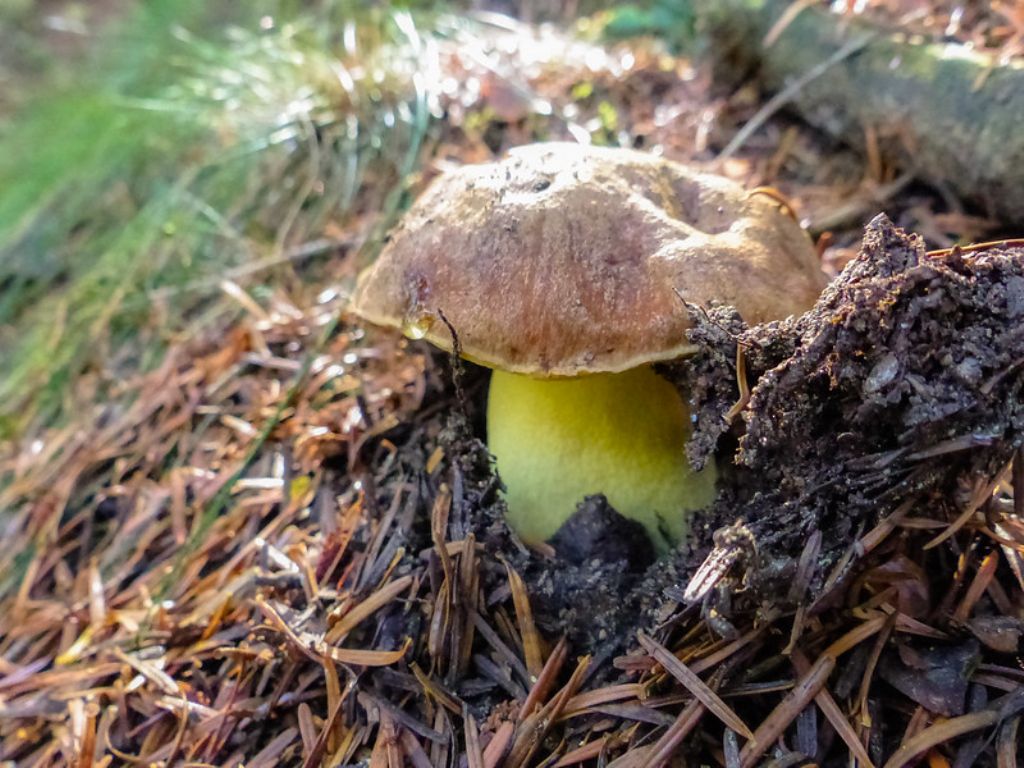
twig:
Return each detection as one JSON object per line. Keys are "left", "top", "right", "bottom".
{"left": 719, "top": 32, "right": 875, "bottom": 160}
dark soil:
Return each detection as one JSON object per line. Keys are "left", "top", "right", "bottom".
{"left": 684, "top": 214, "right": 1024, "bottom": 605}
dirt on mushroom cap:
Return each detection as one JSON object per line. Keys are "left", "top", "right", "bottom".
{"left": 351, "top": 142, "right": 826, "bottom": 377}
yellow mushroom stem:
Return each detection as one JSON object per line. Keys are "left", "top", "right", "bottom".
{"left": 486, "top": 366, "right": 716, "bottom": 554}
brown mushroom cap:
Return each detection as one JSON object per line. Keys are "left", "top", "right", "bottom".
{"left": 351, "top": 142, "right": 826, "bottom": 377}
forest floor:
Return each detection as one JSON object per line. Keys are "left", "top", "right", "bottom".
{"left": 1, "top": 2, "right": 1023, "bottom": 766}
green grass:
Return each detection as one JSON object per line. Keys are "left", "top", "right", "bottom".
{"left": 0, "top": 0, "right": 444, "bottom": 435}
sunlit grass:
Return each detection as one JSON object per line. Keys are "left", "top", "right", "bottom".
{"left": 0, "top": 0, "right": 443, "bottom": 436}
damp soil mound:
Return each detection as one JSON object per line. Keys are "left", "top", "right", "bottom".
{"left": 683, "top": 214, "right": 1024, "bottom": 606}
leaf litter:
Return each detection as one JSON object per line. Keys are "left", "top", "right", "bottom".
{"left": 1, "top": 7, "right": 1024, "bottom": 768}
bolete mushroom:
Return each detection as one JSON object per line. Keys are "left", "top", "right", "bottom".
{"left": 352, "top": 143, "right": 826, "bottom": 552}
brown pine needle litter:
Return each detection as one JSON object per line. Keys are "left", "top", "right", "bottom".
{"left": 3, "top": 224, "right": 1023, "bottom": 767}
{"left": 3, "top": 10, "right": 1024, "bottom": 768}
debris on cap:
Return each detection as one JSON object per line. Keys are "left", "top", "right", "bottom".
{"left": 352, "top": 142, "right": 826, "bottom": 377}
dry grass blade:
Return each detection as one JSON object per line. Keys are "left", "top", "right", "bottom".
{"left": 882, "top": 689, "right": 1024, "bottom": 768}
{"left": 1012, "top": 447, "right": 1024, "bottom": 520}
{"left": 559, "top": 683, "right": 645, "bottom": 719}
{"left": 953, "top": 550, "right": 999, "bottom": 622}
{"left": 464, "top": 709, "right": 485, "bottom": 768}
{"left": 690, "top": 614, "right": 776, "bottom": 674}
{"left": 258, "top": 597, "right": 411, "bottom": 666}
{"left": 552, "top": 736, "right": 610, "bottom": 767}
{"left": 432, "top": 483, "right": 455, "bottom": 589}
{"left": 792, "top": 648, "right": 876, "bottom": 768}
{"left": 739, "top": 617, "right": 886, "bottom": 768}
{"left": 854, "top": 498, "right": 915, "bottom": 561}
{"left": 637, "top": 631, "right": 753, "bottom": 740}
{"left": 505, "top": 561, "right": 544, "bottom": 679}
{"left": 856, "top": 612, "right": 895, "bottom": 726}
{"left": 644, "top": 698, "right": 707, "bottom": 768}
{"left": 399, "top": 729, "right": 435, "bottom": 768}
{"left": 518, "top": 636, "right": 569, "bottom": 720}
{"left": 482, "top": 721, "right": 514, "bottom": 768}
{"left": 996, "top": 716, "right": 1020, "bottom": 768}
{"left": 325, "top": 574, "right": 414, "bottom": 643}
{"left": 507, "top": 652, "right": 589, "bottom": 768}
{"left": 109, "top": 648, "right": 179, "bottom": 696}
{"left": 925, "top": 474, "right": 1000, "bottom": 550}
{"left": 297, "top": 702, "right": 317, "bottom": 758}
{"left": 724, "top": 345, "right": 750, "bottom": 424}
{"left": 471, "top": 610, "right": 531, "bottom": 686}
{"left": 606, "top": 698, "right": 704, "bottom": 768}
{"left": 358, "top": 692, "right": 446, "bottom": 745}
{"left": 70, "top": 698, "right": 98, "bottom": 768}
{"left": 369, "top": 719, "right": 389, "bottom": 768}
{"left": 323, "top": 656, "right": 343, "bottom": 754}
{"left": 825, "top": 615, "right": 888, "bottom": 657}
{"left": 249, "top": 726, "right": 300, "bottom": 768}
{"left": 454, "top": 533, "right": 480, "bottom": 680}
{"left": 411, "top": 663, "right": 464, "bottom": 715}
{"left": 739, "top": 652, "right": 834, "bottom": 768}
{"left": 683, "top": 540, "right": 745, "bottom": 603}
{"left": 995, "top": 521, "right": 1024, "bottom": 593}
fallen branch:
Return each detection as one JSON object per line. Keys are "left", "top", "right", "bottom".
{"left": 697, "top": 0, "right": 1024, "bottom": 223}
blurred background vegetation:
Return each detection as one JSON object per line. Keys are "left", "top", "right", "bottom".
{"left": 0, "top": 0, "right": 691, "bottom": 438}
{"left": 0, "top": 0, "right": 438, "bottom": 436}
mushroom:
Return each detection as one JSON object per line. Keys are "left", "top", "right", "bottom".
{"left": 352, "top": 143, "right": 826, "bottom": 552}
